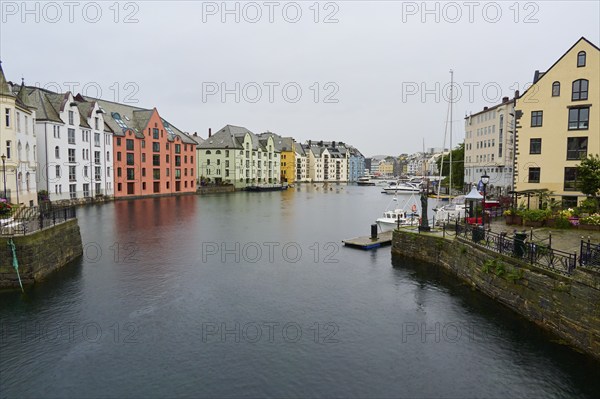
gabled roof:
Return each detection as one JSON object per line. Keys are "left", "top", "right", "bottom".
{"left": 0, "top": 61, "right": 15, "bottom": 98}
{"left": 23, "top": 87, "right": 64, "bottom": 123}
{"left": 518, "top": 36, "right": 599, "bottom": 99}
{"left": 258, "top": 132, "right": 294, "bottom": 152}
{"left": 198, "top": 125, "right": 248, "bottom": 149}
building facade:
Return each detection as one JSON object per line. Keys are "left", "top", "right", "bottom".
{"left": 258, "top": 132, "right": 295, "bottom": 184}
{"left": 464, "top": 96, "right": 516, "bottom": 195}
{"left": 97, "top": 100, "right": 197, "bottom": 197}
{"left": 198, "top": 125, "right": 280, "bottom": 189}
{"left": 303, "top": 141, "right": 348, "bottom": 182}
{"left": 0, "top": 63, "right": 18, "bottom": 203}
{"left": 347, "top": 146, "right": 365, "bottom": 182}
{"left": 515, "top": 37, "right": 599, "bottom": 208}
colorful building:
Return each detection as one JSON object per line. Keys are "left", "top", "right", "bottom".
{"left": 347, "top": 146, "right": 365, "bottom": 182}
{"left": 0, "top": 63, "right": 19, "bottom": 203}
{"left": 515, "top": 37, "right": 599, "bottom": 208}
{"left": 258, "top": 132, "right": 295, "bottom": 184}
{"left": 97, "top": 99, "right": 198, "bottom": 197}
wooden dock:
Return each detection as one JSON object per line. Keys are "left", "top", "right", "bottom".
{"left": 343, "top": 230, "right": 394, "bottom": 250}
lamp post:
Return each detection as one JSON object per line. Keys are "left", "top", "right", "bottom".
{"left": 481, "top": 170, "right": 490, "bottom": 228}
{"left": 1, "top": 154, "right": 6, "bottom": 200}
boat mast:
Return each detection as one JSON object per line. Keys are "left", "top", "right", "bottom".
{"left": 449, "top": 69, "right": 453, "bottom": 197}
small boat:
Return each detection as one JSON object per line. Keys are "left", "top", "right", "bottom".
{"left": 381, "top": 182, "right": 421, "bottom": 194}
{"left": 375, "top": 195, "right": 421, "bottom": 232}
{"left": 245, "top": 183, "right": 288, "bottom": 192}
{"left": 357, "top": 176, "right": 376, "bottom": 186}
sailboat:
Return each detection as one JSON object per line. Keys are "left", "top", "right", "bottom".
{"left": 432, "top": 70, "right": 456, "bottom": 211}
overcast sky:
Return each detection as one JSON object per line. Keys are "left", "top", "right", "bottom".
{"left": 1, "top": 1, "right": 598, "bottom": 156}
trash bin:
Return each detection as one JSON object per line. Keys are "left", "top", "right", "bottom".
{"left": 514, "top": 232, "right": 527, "bottom": 257}
{"left": 472, "top": 225, "right": 485, "bottom": 243}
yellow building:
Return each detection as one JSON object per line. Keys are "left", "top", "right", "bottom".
{"left": 378, "top": 160, "right": 395, "bottom": 176}
{"left": 515, "top": 37, "right": 599, "bottom": 208}
{"left": 259, "top": 132, "right": 295, "bottom": 184}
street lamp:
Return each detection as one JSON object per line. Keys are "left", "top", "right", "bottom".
{"left": 1, "top": 154, "right": 6, "bottom": 200}
{"left": 481, "top": 170, "right": 490, "bottom": 228}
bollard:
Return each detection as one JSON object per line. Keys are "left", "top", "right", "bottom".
{"left": 371, "top": 224, "right": 378, "bottom": 240}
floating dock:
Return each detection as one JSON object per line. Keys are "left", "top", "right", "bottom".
{"left": 343, "top": 230, "right": 394, "bottom": 250}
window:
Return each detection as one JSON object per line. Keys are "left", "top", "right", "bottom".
{"left": 95, "top": 151, "right": 100, "bottom": 164}
{"left": 528, "top": 167, "right": 540, "bottom": 183}
{"left": 153, "top": 155, "right": 160, "bottom": 166}
{"left": 117, "top": 152, "right": 122, "bottom": 161}
{"left": 142, "top": 168, "right": 146, "bottom": 177}
{"left": 175, "top": 169, "right": 181, "bottom": 179}
{"left": 84, "top": 166, "right": 88, "bottom": 178}
{"left": 4, "top": 108, "right": 10, "bottom": 127}
{"left": 69, "top": 166, "right": 76, "bottom": 181}
{"left": 126, "top": 139, "right": 134, "bottom": 151}
{"left": 118, "top": 183, "right": 122, "bottom": 192}
{"left": 577, "top": 51, "right": 586, "bottom": 67}
{"left": 568, "top": 107, "right": 589, "bottom": 130}
{"left": 83, "top": 184, "right": 90, "bottom": 197}
{"left": 94, "top": 133, "right": 100, "bottom": 147}
{"left": 153, "top": 142, "right": 160, "bottom": 152}
{"left": 95, "top": 117, "right": 99, "bottom": 130}
{"left": 153, "top": 128, "right": 159, "bottom": 139}
{"left": 54, "top": 125, "right": 60, "bottom": 138}
{"left": 562, "top": 196, "right": 578, "bottom": 208}
{"left": 175, "top": 144, "right": 181, "bottom": 154}
{"left": 127, "top": 153, "right": 135, "bottom": 165}
{"left": 530, "top": 138, "right": 542, "bottom": 154}
{"left": 141, "top": 140, "right": 146, "bottom": 148}
{"left": 552, "top": 82, "right": 560, "bottom": 97}
{"left": 572, "top": 79, "right": 588, "bottom": 101}
{"left": 95, "top": 167, "right": 101, "bottom": 181}
{"left": 142, "top": 153, "right": 146, "bottom": 162}
{"left": 175, "top": 156, "right": 181, "bottom": 166}
{"left": 69, "top": 184, "right": 76, "bottom": 199}
{"left": 127, "top": 168, "right": 135, "bottom": 180}
{"left": 68, "top": 148, "right": 76, "bottom": 163}
{"left": 68, "top": 128, "right": 75, "bottom": 144}
{"left": 564, "top": 167, "right": 578, "bottom": 191}
{"left": 116, "top": 137, "right": 121, "bottom": 146}
{"left": 68, "top": 111, "right": 74, "bottom": 125}
{"left": 566, "top": 137, "right": 588, "bottom": 160}
{"left": 117, "top": 167, "right": 122, "bottom": 177}
{"left": 531, "top": 111, "right": 543, "bottom": 127}
{"left": 55, "top": 165, "right": 61, "bottom": 178}
{"left": 54, "top": 145, "right": 59, "bottom": 159}
{"left": 153, "top": 169, "right": 160, "bottom": 180}
{"left": 106, "top": 151, "right": 110, "bottom": 162}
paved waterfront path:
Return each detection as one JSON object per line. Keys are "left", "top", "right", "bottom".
{"left": 487, "top": 219, "right": 600, "bottom": 254}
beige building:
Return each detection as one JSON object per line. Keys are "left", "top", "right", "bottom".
{"left": 515, "top": 37, "right": 599, "bottom": 208}
{"left": 464, "top": 97, "right": 516, "bottom": 196}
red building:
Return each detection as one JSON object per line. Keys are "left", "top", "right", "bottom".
{"left": 93, "top": 99, "right": 198, "bottom": 198}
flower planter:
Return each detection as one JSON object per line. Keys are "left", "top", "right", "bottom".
{"left": 505, "top": 215, "right": 515, "bottom": 225}
{"left": 524, "top": 220, "right": 544, "bottom": 227}
{"left": 579, "top": 224, "right": 600, "bottom": 231}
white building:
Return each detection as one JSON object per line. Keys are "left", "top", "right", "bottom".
{"left": 464, "top": 96, "right": 515, "bottom": 195}
{"left": 22, "top": 87, "right": 113, "bottom": 201}
{"left": 302, "top": 140, "right": 348, "bottom": 182}
{"left": 13, "top": 82, "right": 39, "bottom": 206}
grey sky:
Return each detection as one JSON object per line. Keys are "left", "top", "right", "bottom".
{"left": 1, "top": 1, "right": 598, "bottom": 156}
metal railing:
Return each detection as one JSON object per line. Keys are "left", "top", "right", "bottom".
{"left": 450, "top": 222, "right": 577, "bottom": 275}
{"left": 0, "top": 205, "right": 77, "bottom": 236}
{"left": 580, "top": 239, "right": 600, "bottom": 268}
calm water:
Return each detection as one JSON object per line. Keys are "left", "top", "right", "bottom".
{"left": 1, "top": 185, "right": 599, "bottom": 398}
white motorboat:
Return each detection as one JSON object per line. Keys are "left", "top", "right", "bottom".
{"left": 434, "top": 195, "right": 466, "bottom": 224}
{"left": 357, "top": 176, "right": 376, "bottom": 186}
{"left": 376, "top": 195, "right": 421, "bottom": 232}
{"left": 382, "top": 182, "right": 421, "bottom": 194}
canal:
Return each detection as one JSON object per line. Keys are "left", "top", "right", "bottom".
{"left": 1, "top": 185, "right": 599, "bottom": 398}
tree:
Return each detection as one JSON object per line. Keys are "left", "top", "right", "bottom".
{"left": 577, "top": 154, "right": 600, "bottom": 199}
{"left": 436, "top": 143, "right": 464, "bottom": 191}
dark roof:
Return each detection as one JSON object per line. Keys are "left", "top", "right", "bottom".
{"left": 466, "top": 97, "right": 515, "bottom": 119}
{"left": 198, "top": 125, "right": 248, "bottom": 149}
{"left": 0, "top": 61, "right": 15, "bottom": 98}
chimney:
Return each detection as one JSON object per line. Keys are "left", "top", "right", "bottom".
{"left": 483, "top": 106, "right": 489, "bottom": 111}
{"left": 502, "top": 96, "right": 509, "bottom": 103}
{"left": 308, "top": 140, "right": 312, "bottom": 146}
{"left": 208, "top": 128, "right": 212, "bottom": 137}
{"left": 514, "top": 90, "right": 520, "bottom": 99}
{"left": 332, "top": 141, "right": 336, "bottom": 148}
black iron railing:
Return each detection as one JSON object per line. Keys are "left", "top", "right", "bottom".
{"left": 0, "top": 206, "right": 77, "bottom": 236}
{"left": 580, "top": 239, "right": 600, "bottom": 268}
{"left": 448, "top": 222, "right": 577, "bottom": 275}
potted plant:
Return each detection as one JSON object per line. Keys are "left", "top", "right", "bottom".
{"left": 504, "top": 208, "right": 518, "bottom": 225}
{"left": 522, "top": 209, "right": 549, "bottom": 227}
{"left": 0, "top": 198, "right": 12, "bottom": 217}
{"left": 579, "top": 213, "right": 600, "bottom": 231}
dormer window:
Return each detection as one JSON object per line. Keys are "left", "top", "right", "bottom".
{"left": 68, "top": 111, "right": 74, "bottom": 125}
{"left": 577, "top": 51, "right": 586, "bottom": 67}
{"left": 552, "top": 81, "right": 560, "bottom": 97}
